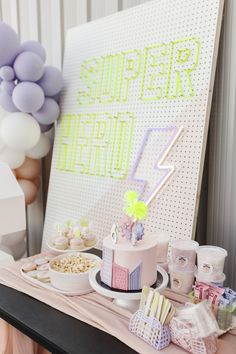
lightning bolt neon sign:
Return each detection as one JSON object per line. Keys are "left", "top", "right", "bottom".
{"left": 129, "top": 126, "right": 184, "bottom": 206}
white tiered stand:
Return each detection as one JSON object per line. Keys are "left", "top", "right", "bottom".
{"left": 89, "top": 265, "right": 169, "bottom": 312}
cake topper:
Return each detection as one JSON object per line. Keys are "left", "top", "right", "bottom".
{"left": 111, "top": 224, "right": 118, "bottom": 244}
{"left": 124, "top": 190, "right": 147, "bottom": 221}
{"left": 111, "top": 190, "right": 147, "bottom": 246}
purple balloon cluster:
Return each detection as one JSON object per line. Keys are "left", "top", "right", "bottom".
{"left": 0, "top": 22, "right": 63, "bottom": 132}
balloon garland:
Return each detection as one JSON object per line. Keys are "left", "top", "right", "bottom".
{"left": 0, "top": 22, "right": 63, "bottom": 205}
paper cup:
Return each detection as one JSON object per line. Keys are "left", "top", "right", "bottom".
{"left": 156, "top": 232, "right": 170, "bottom": 263}
{"left": 171, "top": 239, "right": 199, "bottom": 270}
{"left": 169, "top": 264, "right": 196, "bottom": 294}
{"left": 197, "top": 246, "right": 227, "bottom": 276}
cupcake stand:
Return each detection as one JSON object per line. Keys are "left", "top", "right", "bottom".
{"left": 89, "top": 266, "right": 169, "bottom": 312}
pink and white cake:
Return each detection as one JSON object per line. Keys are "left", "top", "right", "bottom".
{"left": 101, "top": 235, "right": 158, "bottom": 291}
{"left": 100, "top": 190, "right": 158, "bottom": 291}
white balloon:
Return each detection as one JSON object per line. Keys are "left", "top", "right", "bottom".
{"left": 0, "top": 146, "right": 25, "bottom": 169}
{"left": 0, "top": 112, "right": 40, "bottom": 151}
{"left": 26, "top": 133, "right": 51, "bottom": 159}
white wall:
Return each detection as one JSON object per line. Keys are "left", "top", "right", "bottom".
{"left": 1, "top": 0, "right": 235, "bottom": 287}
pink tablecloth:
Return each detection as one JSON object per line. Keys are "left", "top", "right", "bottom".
{"left": 0, "top": 253, "right": 235, "bottom": 354}
{"left": 0, "top": 319, "right": 49, "bottom": 354}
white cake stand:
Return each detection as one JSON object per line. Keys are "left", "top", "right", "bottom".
{"left": 89, "top": 265, "right": 169, "bottom": 312}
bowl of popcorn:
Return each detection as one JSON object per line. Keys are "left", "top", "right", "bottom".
{"left": 49, "top": 252, "right": 101, "bottom": 292}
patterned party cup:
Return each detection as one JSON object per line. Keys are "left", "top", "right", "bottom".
{"left": 171, "top": 239, "right": 199, "bottom": 270}
{"left": 169, "top": 263, "right": 196, "bottom": 294}
{"left": 197, "top": 246, "right": 227, "bottom": 276}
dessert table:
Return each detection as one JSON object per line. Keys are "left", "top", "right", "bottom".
{"left": 0, "top": 249, "right": 236, "bottom": 354}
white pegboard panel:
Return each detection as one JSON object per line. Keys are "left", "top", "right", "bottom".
{"left": 42, "top": 0, "right": 223, "bottom": 250}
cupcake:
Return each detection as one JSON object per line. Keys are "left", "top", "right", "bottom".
{"left": 63, "top": 229, "right": 74, "bottom": 240}
{"left": 79, "top": 218, "right": 92, "bottom": 236}
{"left": 83, "top": 234, "right": 96, "bottom": 247}
{"left": 62, "top": 220, "right": 74, "bottom": 239}
{"left": 70, "top": 237, "right": 84, "bottom": 250}
{"left": 54, "top": 236, "right": 68, "bottom": 250}
{"left": 51, "top": 223, "right": 63, "bottom": 241}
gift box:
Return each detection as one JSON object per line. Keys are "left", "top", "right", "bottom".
{"left": 169, "top": 316, "right": 217, "bottom": 354}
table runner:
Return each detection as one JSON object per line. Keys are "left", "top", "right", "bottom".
{"left": 0, "top": 253, "right": 235, "bottom": 354}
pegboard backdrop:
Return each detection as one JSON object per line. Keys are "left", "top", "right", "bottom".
{"left": 42, "top": 0, "right": 223, "bottom": 249}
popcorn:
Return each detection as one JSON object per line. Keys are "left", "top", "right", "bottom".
{"left": 51, "top": 254, "right": 97, "bottom": 274}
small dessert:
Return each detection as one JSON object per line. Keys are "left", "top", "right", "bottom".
{"left": 53, "top": 236, "right": 68, "bottom": 250}
{"left": 27, "top": 270, "right": 38, "bottom": 278}
{"left": 79, "top": 218, "right": 91, "bottom": 235}
{"left": 70, "top": 237, "right": 84, "bottom": 250}
{"left": 50, "top": 218, "right": 96, "bottom": 251}
{"left": 37, "top": 263, "right": 49, "bottom": 271}
{"left": 51, "top": 223, "right": 63, "bottom": 241}
{"left": 83, "top": 234, "right": 96, "bottom": 247}
{"left": 62, "top": 219, "right": 74, "bottom": 239}
{"left": 51, "top": 254, "right": 97, "bottom": 274}
{"left": 22, "top": 262, "right": 37, "bottom": 272}
{"left": 62, "top": 228, "right": 74, "bottom": 240}
{"left": 37, "top": 271, "right": 50, "bottom": 283}
{"left": 34, "top": 257, "right": 48, "bottom": 266}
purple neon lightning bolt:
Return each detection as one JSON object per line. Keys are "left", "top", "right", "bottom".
{"left": 129, "top": 126, "right": 184, "bottom": 206}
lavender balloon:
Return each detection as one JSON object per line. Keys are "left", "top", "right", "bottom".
{"left": 33, "top": 97, "right": 59, "bottom": 125}
{"left": 51, "top": 92, "right": 61, "bottom": 103}
{"left": 12, "top": 82, "right": 44, "bottom": 113}
{"left": 14, "top": 51, "right": 44, "bottom": 82}
{"left": 37, "top": 66, "right": 63, "bottom": 96}
{"left": 39, "top": 123, "right": 53, "bottom": 133}
{"left": 0, "top": 91, "right": 19, "bottom": 112}
{"left": 1, "top": 81, "right": 15, "bottom": 95}
{"left": 0, "top": 66, "right": 15, "bottom": 81}
{"left": 20, "top": 40, "right": 46, "bottom": 62}
{"left": 0, "top": 22, "right": 20, "bottom": 66}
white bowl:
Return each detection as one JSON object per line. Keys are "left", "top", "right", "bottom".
{"left": 49, "top": 252, "right": 101, "bottom": 292}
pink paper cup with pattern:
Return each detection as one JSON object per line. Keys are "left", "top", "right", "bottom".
{"left": 169, "top": 264, "right": 196, "bottom": 294}
{"left": 171, "top": 239, "right": 199, "bottom": 270}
